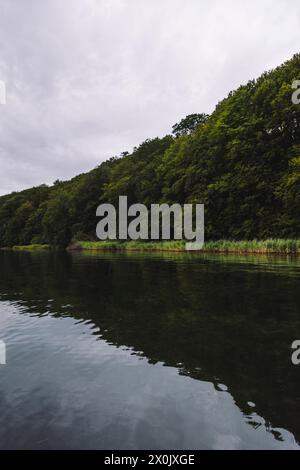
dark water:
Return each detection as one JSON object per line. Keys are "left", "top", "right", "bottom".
{"left": 0, "top": 250, "right": 299, "bottom": 450}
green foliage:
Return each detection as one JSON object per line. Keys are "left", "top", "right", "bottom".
{"left": 0, "top": 54, "right": 300, "bottom": 247}
{"left": 172, "top": 113, "right": 209, "bottom": 137}
{"left": 1, "top": 244, "right": 51, "bottom": 252}
{"left": 76, "top": 239, "right": 300, "bottom": 254}
{"left": 42, "top": 192, "right": 72, "bottom": 247}
{"left": 77, "top": 240, "right": 186, "bottom": 252}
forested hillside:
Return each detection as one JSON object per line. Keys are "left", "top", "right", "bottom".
{"left": 1, "top": 54, "right": 300, "bottom": 247}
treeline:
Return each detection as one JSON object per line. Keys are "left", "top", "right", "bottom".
{"left": 0, "top": 54, "right": 300, "bottom": 247}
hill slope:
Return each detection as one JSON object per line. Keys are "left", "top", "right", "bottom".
{"left": 0, "top": 54, "right": 300, "bottom": 247}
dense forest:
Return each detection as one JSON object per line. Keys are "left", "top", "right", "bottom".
{"left": 0, "top": 54, "right": 300, "bottom": 247}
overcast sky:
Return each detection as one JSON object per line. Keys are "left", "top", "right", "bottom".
{"left": 0, "top": 0, "right": 300, "bottom": 195}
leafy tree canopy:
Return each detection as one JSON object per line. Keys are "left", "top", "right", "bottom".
{"left": 0, "top": 54, "right": 299, "bottom": 246}
{"left": 172, "top": 113, "right": 209, "bottom": 137}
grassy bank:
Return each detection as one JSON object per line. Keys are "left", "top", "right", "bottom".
{"left": 2, "top": 240, "right": 300, "bottom": 254}
{"left": 70, "top": 240, "right": 186, "bottom": 252}
{"left": 72, "top": 239, "right": 300, "bottom": 255}
{"left": 0, "top": 244, "right": 51, "bottom": 252}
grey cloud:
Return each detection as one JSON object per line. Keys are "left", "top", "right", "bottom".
{"left": 0, "top": 0, "right": 300, "bottom": 194}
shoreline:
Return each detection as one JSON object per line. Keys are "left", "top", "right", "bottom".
{"left": 2, "top": 240, "right": 300, "bottom": 256}
{"left": 69, "top": 240, "right": 300, "bottom": 256}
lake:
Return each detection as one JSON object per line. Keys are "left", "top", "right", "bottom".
{"left": 0, "top": 250, "right": 299, "bottom": 450}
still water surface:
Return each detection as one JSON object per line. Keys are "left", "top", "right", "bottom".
{"left": 0, "top": 250, "right": 299, "bottom": 450}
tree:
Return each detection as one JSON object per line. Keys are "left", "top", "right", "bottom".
{"left": 42, "top": 193, "right": 72, "bottom": 247}
{"left": 172, "top": 113, "right": 209, "bottom": 137}
{"left": 0, "top": 54, "right": 300, "bottom": 246}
